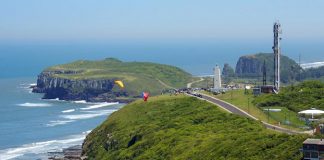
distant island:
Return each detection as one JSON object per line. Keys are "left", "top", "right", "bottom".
{"left": 32, "top": 58, "right": 193, "bottom": 103}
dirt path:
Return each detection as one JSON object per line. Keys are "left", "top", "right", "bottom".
{"left": 187, "top": 77, "right": 204, "bottom": 88}
{"left": 156, "top": 79, "right": 176, "bottom": 89}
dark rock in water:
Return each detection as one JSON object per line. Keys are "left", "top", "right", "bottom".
{"left": 32, "top": 71, "right": 130, "bottom": 103}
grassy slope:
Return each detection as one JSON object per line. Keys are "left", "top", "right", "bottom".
{"left": 203, "top": 90, "right": 306, "bottom": 129}
{"left": 82, "top": 95, "right": 306, "bottom": 160}
{"left": 254, "top": 80, "right": 324, "bottom": 113}
{"left": 45, "top": 58, "right": 193, "bottom": 96}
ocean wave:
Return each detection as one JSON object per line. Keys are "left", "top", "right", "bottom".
{"left": 61, "top": 109, "right": 117, "bottom": 120}
{"left": 73, "top": 100, "right": 87, "bottom": 104}
{"left": 62, "top": 109, "right": 76, "bottom": 113}
{"left": 46, "top": 120, "right": 75, "bottom": 127}
{"left": 17, "top": 103, "right": 52, "bottom": 107}
{"left": 47, "top": 98, "right": 60, "bottom": 101}
{"left": 0, "top": 131, "right": 91, "bottom": 160}
{"left": 80, "top": 102, "right": 119, "bottom": 110}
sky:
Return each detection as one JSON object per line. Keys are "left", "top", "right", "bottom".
{"left": 0, "top": 0, "right": 323, "bottom": 78}
{"left": 0, "top": 0, "right": 323, "bottom": 42}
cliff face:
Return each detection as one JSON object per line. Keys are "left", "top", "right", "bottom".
{"left": 235, "top": 53, "right": 301, "bottom": 83}
{"left": 32, "top": 71, "right": 128, "bottom": 102}
{"left": 32, "top": 58, "right": 193, "bottom": 102}
{"left": 235, "top": 55, "right": 263, "bottom": 77}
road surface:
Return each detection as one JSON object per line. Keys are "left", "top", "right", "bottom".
{"left": 190, "top": 93, "right": 307, "bottom": 135}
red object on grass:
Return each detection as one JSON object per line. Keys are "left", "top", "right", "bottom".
{"left": 142, "top": 92, "right": 149, "bottom": 101}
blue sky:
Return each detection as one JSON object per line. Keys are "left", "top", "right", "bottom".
{"left": 0, "top": 0, "right": 323, "bottom": 42}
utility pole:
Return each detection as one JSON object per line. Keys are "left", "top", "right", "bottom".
{"left": 263, "top": 60, "right": 267, "bottom": 86}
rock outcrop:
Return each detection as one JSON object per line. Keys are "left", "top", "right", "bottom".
{"left": 235, "top": 55, "right": 263, "bottom": 77}
{"left": 32, "top": 71, "right": 129, "bottom": 102}
{"left": 235, "top": 53, "right": 301, "bottom": 83}
{"left": 32, "top": 58, "right": 193, "bottom": 103}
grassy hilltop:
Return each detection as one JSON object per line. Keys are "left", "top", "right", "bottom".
{"left": 44, "top": 58, "right": 193, "bottom": 97}
{"left": 82, "top": 95, "right": 306, "bottom": 160}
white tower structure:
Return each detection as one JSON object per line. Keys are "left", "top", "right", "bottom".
{"left": 214, "top": 65, "right": 221, "bottom": 89}
{"left": 273, "top": 22, "right": 282, "bottom": 93}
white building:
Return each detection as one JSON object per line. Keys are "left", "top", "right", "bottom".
{"left": 213, "top": 65, "right": 221, "bottom": 89}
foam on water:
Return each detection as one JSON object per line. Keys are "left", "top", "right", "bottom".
{"left": 80, "top": 102, "right": 119, "bottom": 110}
{"left": 73, "top": 100, "right": 87, "bottom": 104}
{"left": 17, "top": 102, "right": 52, "bottom": 107}
{"left": 46, "top": 120, "right": 75, "bottom": 127}
{"left": 62, "top": 109, "right": 76, "bottom": 113}
{"left": 0, "top": 130, "right": 91, "bottom": 160}
{"left": 61, "top": 109, "right": 117, "bottom": 120}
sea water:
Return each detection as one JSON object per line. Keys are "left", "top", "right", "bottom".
{"left": 0, "top": 77, "right": 124, "bottom": 159}
{"left": 1, "top": 40, "right": 324, "bottom": 78}
{"left": 0, "top": 41, "right": 323, "bottom": 159}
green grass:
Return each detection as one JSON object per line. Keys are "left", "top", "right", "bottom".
{"left": 254, "top": 80, "right": 324, "bottom": 112}
{"left": 82, "top": 95, "right": 307, "bottom": 160}
{"left": 202, "top": 90, "right": 307, "bottom": 130}
{"left": 44, "top": 58, "right": 193, "bottom": 96}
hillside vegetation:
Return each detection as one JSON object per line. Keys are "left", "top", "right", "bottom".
{"left": 301, "top": 66, "right": 324, "bottom": 81}
{"left": 82, "top": 95, "right": 306, "bottom": 160}
{"left": 254, "top": 80, "right": 324, "bottom": 112}
{"left": 45, "top": 58, "right": 193, "bottom": 96}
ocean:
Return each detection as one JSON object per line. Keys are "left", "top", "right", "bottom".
{"left": 0, "top": 78, "right": 123, "bottom": 159}
{"left": 0, "top": 41, "right": 323, "bottom": 159}
{"left": 1, "top": 40, "right": 323, "bottom": 78}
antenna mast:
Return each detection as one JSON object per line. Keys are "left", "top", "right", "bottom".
{"left": 273, "top": 22, "right": 282, "bottom": 93}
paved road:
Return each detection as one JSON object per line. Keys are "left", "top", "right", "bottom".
{"left": 190, "top": 93, "right": 306, "bottom": 135}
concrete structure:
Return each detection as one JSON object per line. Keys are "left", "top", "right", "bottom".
{"left": 213, "top": 65, "right": 221, "bottom": 89}
{"left": 273, "top": 21, "right": 282, "bottom": 93}
{"left": 302, "top": 139, "right": 324, "bottom": 160}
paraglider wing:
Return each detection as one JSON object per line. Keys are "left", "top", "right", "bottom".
{"left": 142, "top": 92, "right": 149, "bottom": 101}
{"left": 114, "top": 80, "right": 125, "bottom": 89}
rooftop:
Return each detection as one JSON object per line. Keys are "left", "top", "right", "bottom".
{"left": 303, "top": 138, "right": 324, "bottom": 145}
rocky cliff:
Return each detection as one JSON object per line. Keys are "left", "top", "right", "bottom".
{"left": 32, "top": 58, "right": 192, "bottom": 102}
{"left": 235, "top": 55, "right": 263, "bottom": 77}
{"left": 32, "top": 70, "right": 129, "bottom": 102}
{"left": 235, "top": 53, "right": 301, "bottom": 83}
